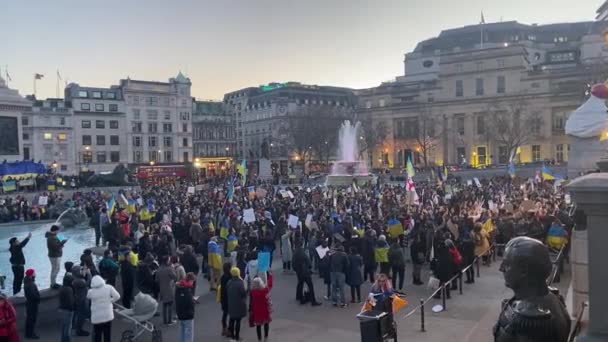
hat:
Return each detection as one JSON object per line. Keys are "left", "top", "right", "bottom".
{"left": 50, "top": 225, "right": 60, "bottom": 232}
{"left": 25, "top": 269, "right": 35, "bottom": 277}
{"left": 8, "top": 237, "right": 17, "bottom": 245}
{"left": 230, "top": 267, "right": 241, "bottom": 278}
{"left": 378, "top": 235, "right": 386, "bottom": 242}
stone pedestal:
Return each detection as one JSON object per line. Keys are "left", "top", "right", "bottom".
{"left": 567, "top": 173, "right": 608, "bottom": 341}
{"left": 569, "top": 230, "right": 589, "bottom": 321}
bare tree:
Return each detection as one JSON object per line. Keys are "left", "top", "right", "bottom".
{"left": 486, "top": 98, "right": 543, "bottom": 163}
{"left": 413, "top": 113, "right": 442, "bottom": 167}
{"left": 358, "top": 118, "right": 388, "bottom": 163}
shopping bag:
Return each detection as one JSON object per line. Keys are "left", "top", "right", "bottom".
{"left": 427, "top": 275, "right": 440, "bottom": 290}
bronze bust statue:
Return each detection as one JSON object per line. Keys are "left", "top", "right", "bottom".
{"left": 494, "top": 236, "right": 571, "bottom": 342}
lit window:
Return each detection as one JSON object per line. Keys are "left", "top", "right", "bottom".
{"left": 58, "top": 133, "right": 67, "bottom": 141}
{"left": 43, "top": 133, "right": 52, "bottom": 140}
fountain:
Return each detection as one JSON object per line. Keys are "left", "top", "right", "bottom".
{"left": 325, "top": 120, "right": 375, "bottom": 186}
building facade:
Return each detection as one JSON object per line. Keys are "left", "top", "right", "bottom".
{"left": 120, "top": 73, "right": 193, "bottom": 165}
{"left": 23, "top": 98, "right": 76, "bottom": 174}
{"left": 192, "top": 100, "right": 235, "bottom": 176}
{"left": 224, "top": 82, "right": 357, "bottom": 173}
{"left": 65, "top": 83, "right": 128, "bottom": 173}
{"left": 0, "top": 76, "right": 29, "bottom": 162}
{"left": 359, "top": 20, "right": 608, "bottom": 169}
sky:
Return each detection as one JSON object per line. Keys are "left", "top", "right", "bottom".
{"left": 1, "top": 0, "right": 603, "bottom": 100}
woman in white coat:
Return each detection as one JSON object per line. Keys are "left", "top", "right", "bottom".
{"left": 281, "top": 230, "right": 293, "bottom": 272}
{"left": 87, "top": 275, "right": 121, "bottom": 342}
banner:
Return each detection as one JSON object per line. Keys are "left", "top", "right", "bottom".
{"left": 2, "top": 180, "right": 16, "bottom": 192}
{"left": 18, "top": 179, "right": 34, "bottom": 187}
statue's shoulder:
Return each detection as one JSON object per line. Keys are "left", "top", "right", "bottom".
{"left": 511, "top": 300, "right": 552, "bottom": 320}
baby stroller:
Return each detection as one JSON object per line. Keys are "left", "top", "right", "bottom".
{"left": 115, "top": 292, "right": 162, "bottom": 342}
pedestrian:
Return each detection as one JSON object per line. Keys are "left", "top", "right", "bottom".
{"left": 80, "top": 249, "right": 99, "bottom": 276}
{"left": 473, "top": 223, "right": 490, "bottom": 265}
{"left": 71, "top": 265, "right": 91, "bottom": 337}
{"left": 87, "top": 275, "right": 120, "bottom": 342}
{"left": 292, "top": 241, "right": 322, "bottom": 306}
{"left": 250, "top": 274, "right": 273, "bottom": 342}
{"left": 136, "top": 253, "right": 156, "bottom": 296}
{"left": 23, "top": 269, "right": 40, "bottom": 339}
{"left": 329, "top": 244, "right": 349, "bottom": 307}
{"left": 156, "top": 256, "right": 177, "bottom": 325}
{"left": 175, "top": 273, "right": 196, "bottom": 342}
{"left": 445, "top": 239, "right": 463, "bottom": 291}
{"left": 388, "top": 240, "right": 406, "bottom": 291}
{"left": 361, "top": 230, "right": 377, "bottom": 284}
{"left": 460, "top": 224, "right": 476, "bottom": 284}
{"left": 58, "top": 276, "right": 75, "bottom": 342}
{"left": 9, "top": 232, "right": 31, "bottom": 295}
{"left": 280, "top": 230, "right": 292, "bottom": 272}
{"left": 119, "top": 247, "right": 136, "bottom": 308}
{"left": 227, "top": 267, "right": 247, "bottom": 342}
{"left": 98, "top": 250, "right": 119, "bottom": 287}
{"left": 0, "top": 293, "right": 18, "bottom": 342}
{"left": 171, "top": 255, "right": 187, "bottom": 282}
{"left": 219, "top": 262, "right": 232, "bottom": 337}
{"left": 409, "top": 224, "right": 425, "bottom": 286}
{"left": 431, "top": 239, "right": 455, "bottom": 300}
{"left": 46, "top": 225, "right": 68, "bottom": 289}
{"left": 346, "top": 247, "right": 363, "bottom": 303}
{"left": 208, "top": 238, "right": 223, "bottom": 291}
{"left": 375, "top": 235, "right": 390, "bottom": 275}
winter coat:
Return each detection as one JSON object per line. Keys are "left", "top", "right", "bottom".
{"left": 292, "top": 247, "right": 311, "bottom": 278}
{"left": 71, "top": 266, "right": 89, "bottom": 306}
{"left": 45, "top": 231, "right": 65, "bottom": 258}
{"left": 474, "top": 230, "right": 490, "bottom": 257}
{"left": 388, "top": 244, "right": 406, "bottom": 269}
{"left": 220, "top": 273, "right": 231, "bottom": 312}
{"left": 431, "top": 245, "right": 455, "bottom": 282}
{"left": 250, "top": 274, "right": 274, "bottom": 326}
{"left": 87, "top": 275, "right": 120, "bottom": 324}
{"left": 189, "top": 223, "right": 204, "bottom": 244}
{"left": 226, "top": 277, "right": 247, "bottom": 319}
{"left": 172, "top": 264, "right": 186, "bottom": 282}
{"left": 280, "top": 233, "right": 293, "bottom": 263}
{"left": 155, "top": 265, "right": 176, "bottom": 303}
{"left": 346, "top": 254, "right": 363, "bottom": 287}
{"left": 9, "top": 237, "right": 29, "bottom": 266}
{"left": 136, "top": 261, "right": 155, "bottom": 295}
{"left": 175, "top": 281, "right": 195, "bottom": 321}
{"left": 0, "top": 300, "right": 18, "bottom": 342}
{"left": 180, "top": 251, "right": 200, "bottom": 275}
{"left": 98, "top": 257, "right": 119, "bottom": 283}
{"left": 58, "top": 285, "right": 75, "bottom": 311}
{"left": 330, "top": 251, "right": 349, "bottom": 274}
{"left": 24, "top": 277, "right": 40, "bottom": 307}
{"left": 361, "top": 236, "right": 376, "bottom": 267}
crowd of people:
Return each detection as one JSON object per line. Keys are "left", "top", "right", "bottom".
{"left": 1, "top": 171, "right": 574, "bottom": 342}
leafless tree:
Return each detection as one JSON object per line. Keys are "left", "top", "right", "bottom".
{"left": 413, "top": 113, "right": 442, "bottom": 167}
{"left": 358, "top": 118, "right": 388, "bottom": 163}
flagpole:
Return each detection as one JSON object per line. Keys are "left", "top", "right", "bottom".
{"left": 56, "top": 70, "right": 59, "bottom": 98}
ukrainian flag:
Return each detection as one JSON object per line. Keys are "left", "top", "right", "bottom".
{"left": 546, "top": 225, "right": 568, "bottom": 250}
{"left": 127, "top": 199, "right": 137, "bottom": 214}
{"left": 387, "top": 218, "right": 404, "bottom": 239}
{"left": 508, "top": 160, "right": 516, "bottom": 178}
{"left": 227, "top": 234, "right": 239, "bottom": 253}
{"left": 106, "top": 197, "right": 116, "bottom": 220}
{"left": 443, "top": 165, "right": 449, "bottom": 181}
{"left": 47, "top": 180, "right": 57, "bottom": 191}
{"left": 2, "top": 180, "right": 16, "bottom": 192}
{"left": 219, "top": 218, "right": 230, "bottom": 239}
{"left": 237, "top": 159, "right": 248, "bottom": 185}
{"left": 542, "top": 165, "right": 563, "bottom": 181}
{"left": 139, "top": 208, "right": 154, "bottom": 221}
{"left": 208, "top": 240, "right": 223, "bottom": 270}
{"left": 375, "top": 245, "right": 389, "bottom": 263}
{"left": 406, "top": 156, "right": 415, "bottom": 177}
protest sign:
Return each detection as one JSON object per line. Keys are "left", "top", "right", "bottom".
{"left": 288, "top": 214, "right": 299, "bottom": 229}
{"left": 187, "top": 186, "right": 195, "bottom": 194}
{"left": 258, "top": 252, "right": 270, "bottom": 273}
{"left": 38, "top": 196, "right": 48, "bottom": 206}
{"left": 316, "top": 246, "right": 329, "bottom": 259}
{"left": 243, "top": 208, "right": 256, "bottom": 223}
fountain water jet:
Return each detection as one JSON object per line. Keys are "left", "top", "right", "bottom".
{"left": 326, "top": 120, "right": 375, "bottom": 186}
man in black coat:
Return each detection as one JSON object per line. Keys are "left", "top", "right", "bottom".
{"left": 9, "top": 232, "right": 31, "bottom": 295}
{"left": 23, "top": 269, "right": 40, "bottom": 339}
{"left": 292, "top": 242, "right": 321, "bottom": 306}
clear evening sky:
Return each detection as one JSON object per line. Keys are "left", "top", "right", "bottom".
{"left": 2, "top": 0, "right": 602, "bottom": 100}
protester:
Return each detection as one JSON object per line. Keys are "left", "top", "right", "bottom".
{"left": 119, "top": 247, "right": 136, "bottom": 309}
{"left": 87, "top": 275, "right": 120, "bottom": 342}
{"left": 58, "top": 276, "right": 75, "bottom": 342}
{"left": 219, "top": 262, "right": 233, "bottom": 337}
{"left": 71, "top": 265, "right": 91, "bottom": 337}
{"left": 9, "top": 232, "right": 31, "bottom": 295}
{"left": 346, "top": 247, "right": 363, "bottom": 303}
{"left": 156, "top": 255, "right": 177, "bottom": 325}
{"left": 227, "top": 267, "right": 246, "bottom": 342}
{"left": 175, "top": 273, "right": 196, "bottom": 342}
{"left": 329, "top": 244, "right": 349, "bottom": 307}
{"left": 23, "top": 269, "right": 40, "bottom": 339}
{"left": 0, "top": 293, "right": 18, "bottom": 342}
{"left": 250, "top": 275, "right": 273, "bottom": 342}
{"left": 98, "top": 250, "right": 119, "bottom": 287}
{"left": 388, "top": 240, "right": 406, "bottom": 291}
{"left": 280, "top": 230, "right": 293, "bottom": 272}
{"left": 171, "top": 255, "right": 187, "bottom": 282}
{"left": 46, "top": 225, "right": 68, "bottom": 289}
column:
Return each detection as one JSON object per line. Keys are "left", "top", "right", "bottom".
{"left": 567, "top": 173, "right": 608, "bottom": 341}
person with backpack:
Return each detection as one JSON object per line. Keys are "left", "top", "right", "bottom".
{"left": 175, "top": 274, "right": 196, "bottom": 342}
{"left": 445, "top": 239, "right": 463, "bottom": 291}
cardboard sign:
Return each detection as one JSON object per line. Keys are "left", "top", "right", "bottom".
{"left": 136, "top": 198, "right": 143, "bottom": 206}
{"left": 305, "top": 214, "right": 313, "bottom": 227}
{"left": 38, "top": 196, "right": 48, "bottom": 206}
{"left": 288, "top": 214, "right": 299, "bottom": 229}
{"left": 258, "top": 252, "right": 270, "bottom": 273}
{"left": 243, "top": 208, "right": 256, "bottom": 223}
{"left": 467, "top": 180, "right": 473, "bottom": 186}
{"left": 187, "top": 186, "right": 195, "bottom": 194}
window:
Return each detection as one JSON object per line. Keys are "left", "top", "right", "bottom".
{"left": 23, "top": 147, "right": 30, "bottom": 160}
{"left": 133, "top": 151, "right": 142, "bottom": 163}
{"left": 455, "top": 80, "right": 464, "bottom": 97}
{"left": 81, "top": 103, "right": 90, "bottom": 111}
{"left": 164, "top": 111, "right": 171, "bottom": 120}
{"left": 180, "top": 112, "right": 190, "bottom": 120}
{"left": 149, "top": 150, "right": 159, "bottom": 162}
{"left": 109, "top": 104, "right": 118, "bottom": 112}
{"left": 133, "top": 96, "right": 140, "bottom": 105}
{"left": 43, "top": 144, "right": 52, "bottom": 157}
{"left": 83, "top": 151, "right": 93, "bottom": 163}
{"left": 110, "top": 135, "right": 119, "bottom": 145}
{"left": 163, "top": 123, "right": 172, "bottom": 133}
{"left": 95, "top": 103, "right": 104, "bottom": 111}
{"left": 552, "top": 111, "right": 567, "bottom": 135}
{"left": 163, "top": 136, "right": 172, "bottom": 147}
{"left": 163, "top": 151, "right": 173, "bottom": 162}
{"left": 379, "top": 99, "right": 386, "bottom": 107}
{"left": 365, "top": 100, "right": 372, "bottom": 109}
{"left": 22, "top": 133, "right": 29, "bottom": 140}
{"left": 60, "top": 117, "right": 66, "bottom": 125}
{"left": 455, "top": 115, "right": 465, "bottom": 135}
{"left": 182, "top": 123, "right": 188, "bottom": 133}
{"left": 476, "top": 62, "right": 484, "bottom": 71}
{"left": 147, "top": 110, "right": 158, "bottom": 120}
{"left": 58, "top": 133, "right": 67, "bottom": 141}
{"left": 149, "top": 136, "right": 157, "bottom": 147}
{"left": 183, "top": 151, "right": 189, "bottom": 162}
{"left": 532, "top": 145, "right": 541, "bottom": 162}
{"left": 477, "top": 146, "right": 487, "bottom": 165}
{"left": 110, "top": 151, "right": 120, "bottom": 163}
{"left": 148, "top": 122, "right": 158, "bottom": 133}
{"left": 556, "top": 144, "right": 564, "bottom": 163}
{"left": 43, "top": 133, "right": 52, "bottom": 140}
{"left": 96, "top": 135, "right": 105, "bottom": 145}
{"left": 82, "top": 135, "right": 92, "bottom": 145}
{"left": 498, "top": 146, "right": 509, "bottom": 164}
{"left": 455, "top": 64, "right": 463, "bottom": 72}
{"left": 146, "top": 97, "right": 159, "bottom": 106}
{"left": 106, "top": 92, "right": 116, "bottom": 100}
{"left": 531, "top": 116, "right": 541, "bottom": 134}
{"left": 109, "top": 120, "right": 119, "bottom": 129}
{"left": 21, "top": 117, "right": 28, "bottom": 126}
{"left": 133, "top": 136, "right": 141, "bottom": 147}
{"left": 475, "top": 78, "right": 484, "bottom": 96}
{"left": 182, "top": 138, "right": 188, "bottom": 147}
{"left": 96, "top": 152, "right": 106, "bottom": 163}
{"left": 181, "top": 99, "right": 188, "bottom": 107}
{"left": 132, "top": 121, "right": 142, "bottom": 133}
{"left": 92, "top": 91, "right": 102, "bottom": 99}
{"left": 497, "top": 76, "right": 506, "bottom": 94}
{"left": 497, "top": 59, "right": 505, "bottom": 68}
{"left": 78, "top": 90, "right": 88, "bottom": 98}
{"left": 476, "top": 116, "right": 485, "bottom": 135}
{"left": 132, "top": 109, "right": 141, "bottom": 119}
{"left": 96, "top": 120, "right": 105, "bottom": 129}
{"left": 456, "top": 147, "right": 466, "bottom": 162}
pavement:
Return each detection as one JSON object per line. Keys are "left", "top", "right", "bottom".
{"left": 26, "top": 254, "right": 571, "bottom": 342}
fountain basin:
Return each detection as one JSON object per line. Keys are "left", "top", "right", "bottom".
{"left": 325, "top": 174, "right": 375, "bottom": 187}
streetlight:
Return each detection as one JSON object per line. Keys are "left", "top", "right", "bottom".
{"left": 149, "top": 161, "right": 155, "bottom": 166}
{"left": 84, "top": 146, "right": 90, "bottom": 151}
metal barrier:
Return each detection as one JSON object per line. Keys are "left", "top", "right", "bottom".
{"left": 547, "top": 243, "right": 567, "bottom": 286}
{"left": 568, "top": 301, "right": 588, "bottom": 342}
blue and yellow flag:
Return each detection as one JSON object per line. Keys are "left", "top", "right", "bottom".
{"left": 227, "top": 234, "right": 239, "bottom": 253}
{"left": 236, "top": 159, "right": 248, "bottom": 185}
{"left": 208, "top": 240, "right": 223, "bottom": 270}
{"left": 443, "top": 165, "right": 448, "bottom": 180}
{"left": 139, "top": 207, "right": 154, "bottom": 221}
{"left": 406, "top": 156, "right": 415, "bottom": 177}
{"left": 106, "top": 197, "right": 116, "bottom": 220}
{"left": 2, "top": 180, "right": 16, "bottom": 192}
{"left": 47, "top": 180, "right": 57, "bottom": 191}
{"left": 508, "top": 160, "right": 516, "bottom": 178}
{"left": 542, "top": 165, "right": 563, "bottom": 181}
{"left": 546, "top": 225, "right": 568, "bottom": 250}
{"left": 219, "top": 218, "right": 230, "bottom": 239}
{"left": 387, "top": 218, "right": 404, "bottom": 239}
{"left": 127, "top": 199, "right": 137, "bottom": 214}
{"left": 375, "top": 245, "right": 389, "bottom": 263}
